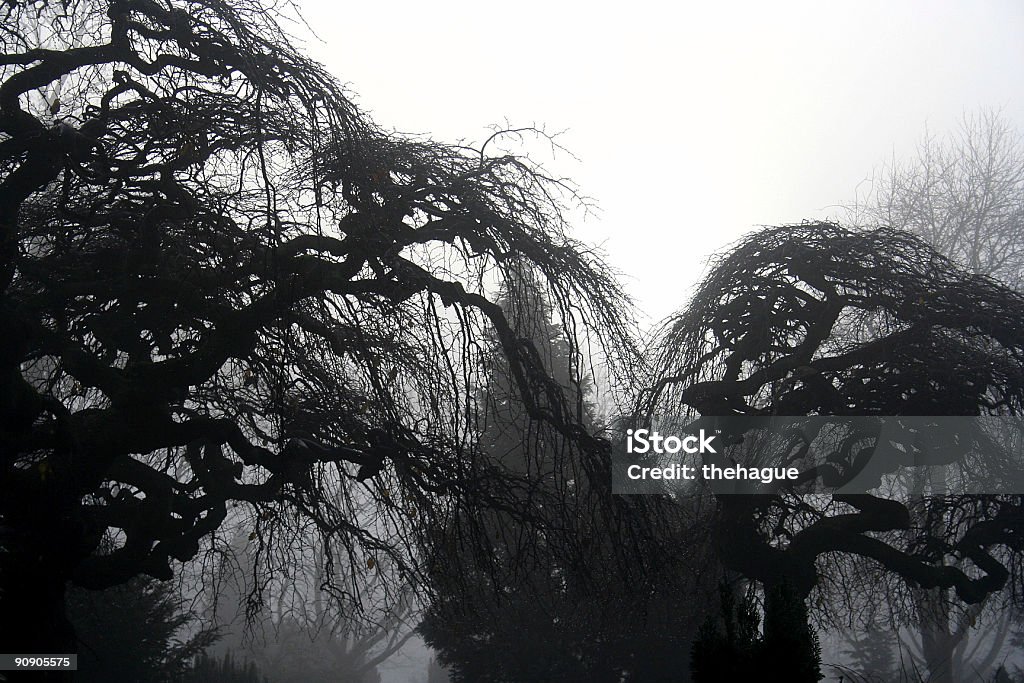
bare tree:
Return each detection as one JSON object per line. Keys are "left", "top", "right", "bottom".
{"left": 207, "top": 531, "right": 414, "bottom": 683}
{"left": 847, "top": 109, "right": 1024, "bottom": 289}
{"left": 641, "top": 222, "right": 1024, "bottom": 682}
{"left": 0, "top": 0, "right": 653, "bottom": 669}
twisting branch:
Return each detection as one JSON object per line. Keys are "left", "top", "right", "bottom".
{"left": 0, "top": 0, "right": 653, "bottom": 656}
{"left": 642, "top": 222, "right": 1024, "bottom": 609}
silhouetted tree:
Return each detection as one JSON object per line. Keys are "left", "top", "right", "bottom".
{"left": 0, "top": 0, "right": 646, "bottom": 671}
{"left": 692, "top": 582, "right": 821, "bottom": 683}
{"left": 845, "top": 110, "right": 1024, "bottom": 681}
{"left": 691, "top": 583, "right": 762, "bottom": 682}
{"left": 761, "top": 583, "right": 822, "bottom": 682}
{"left": 180, "top": 652, "right": 266, "bottom": 683}
{"left": 643, "top": 222, "right": 1024, "bottom": 682}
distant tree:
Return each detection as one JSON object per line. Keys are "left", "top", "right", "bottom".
{"left": 0, "top": 0, "right": 644, "bottom": 669}
{"left": 180, "top": 652, "right": 266, "bottom": 683}
{"left": 845, "top": 110, "right": 1024, "bottom": 681}
{"left": 205, "top": 532, "right": 413, "bottom": 683}
{"left": 840, "top": 628, "right": 897, "bottom": 682}
{"left": 847, "top": 109, "right": 1024, "bottom": 289}
{"left": 643, "top": 223, "right": 1024, "bottom": 683}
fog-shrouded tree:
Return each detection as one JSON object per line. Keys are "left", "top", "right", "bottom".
{"left": 420, "top": 279, "right": 714, "bottom": 683}
{"left": 844, "top": 110, "right": 1024, "bottom": 681}
{"left": 180, "top": 652, "right": 267, "bottom": 683}
{"left": 205, "top": 530, "right": 414, "bottom": 683}
{"left": 838, "top": 627, "right": 898, "bottom": 682}
{"left": 0, "top": 0, "right": 657, "bottom": 670}
{"left": 846, "top": 109, "right": 1024, "bottom": 290}
{"left": 641, "top": 222, "right": 1024, "bottom": 682}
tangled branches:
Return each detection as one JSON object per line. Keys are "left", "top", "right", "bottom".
{"left": 0, "top": 0, "right": 647, "bottom": 655}
{"left": 645, "top": 222, "right": 1024, "bottom": 419}
{"left": 641, "top": 223, "right": 1024, "bottom": 609}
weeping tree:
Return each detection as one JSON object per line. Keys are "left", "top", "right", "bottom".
{"left": 0, "top": 0, "right": 653, "bottom": 670}
{"left": 641, "top": 222, "right": 1024, "bottom": 681}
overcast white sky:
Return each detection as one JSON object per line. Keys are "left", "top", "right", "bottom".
{"left": 296, "top": 0, "right": 1024, "bottom": 326}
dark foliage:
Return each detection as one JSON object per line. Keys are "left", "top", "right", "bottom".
{"left": 420, "top": 284, "right": 709, "bottom": 682}
{"left": 691, "top": 584, "right": 762, "bottom": 682}
{"left": 68, "top": 574, "right": 217, "bottom": 683}
{"left": 691, "top": 582, "right": 821, "bottom": 683}
{"left": 422, "top": 563, "right": 700, "bottom": 683}
{"left": 761, "top": 583, "right": 822, "bottom": 682}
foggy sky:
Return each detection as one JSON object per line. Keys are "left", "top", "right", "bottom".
{"left": 296, "top": 0, "right": 1024, "bottom": 324}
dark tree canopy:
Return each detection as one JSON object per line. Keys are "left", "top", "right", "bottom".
{"left": 0, "top": 0, "right": 647, "bottom": 659}
{"left": 642, "top": 223, "right": 1024, "bottom": 613}
{"left": 646, "top": 222, "right": 1024, "bottom": 419}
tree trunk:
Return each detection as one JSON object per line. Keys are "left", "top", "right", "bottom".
{"left": 919, "top": 588, "right": 955, "bottom": 683}
{"left": 916, "top": 469, "right": 955, "bottom": 683}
